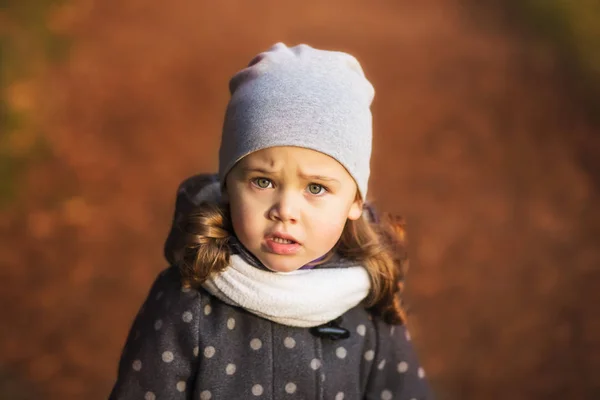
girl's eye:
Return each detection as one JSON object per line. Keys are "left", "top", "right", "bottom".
{"left": 253, "top": 178, "right": 272, "bottom": 189}
{"left": 307, "top": 183, "right": 326, "bottom": 195}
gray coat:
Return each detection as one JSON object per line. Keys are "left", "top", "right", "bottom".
{"left": 108, "top": 175, "right": 434, "bottom": 399}
{"left": 109, "top": 266, "right": 433, "bottom": 400}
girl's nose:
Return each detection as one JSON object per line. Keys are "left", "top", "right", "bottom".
{"left": 268, "top": 191, "right": 299, "bottom": 223}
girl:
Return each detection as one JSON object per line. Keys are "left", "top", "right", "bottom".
{"left": 109, "top": 43, "right": 434, "bottom": 400}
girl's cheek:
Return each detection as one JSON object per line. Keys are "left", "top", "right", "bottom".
{"left": 312, "top": 216, "right": 344, "bottom": 236}
{"left": 249, "top": 192, "right": 276, "bottom": 210}
{"left": 236, "top": 200, "right": 266, "bottom": 229}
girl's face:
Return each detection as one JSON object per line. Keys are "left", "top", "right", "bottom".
{"left": 225, "top": 146, "right": 363, "bottom": 273}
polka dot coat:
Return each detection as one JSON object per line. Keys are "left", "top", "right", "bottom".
{"left": 109, "top": 266, "right": 434, "bottom": 400}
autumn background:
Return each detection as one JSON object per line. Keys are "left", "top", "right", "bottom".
{"left": 1, "top": 1, "right": 599, "bottom": 399}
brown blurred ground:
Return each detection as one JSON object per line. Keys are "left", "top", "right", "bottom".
{"left": 1, "top": 0, "right": 600, "bottom": 399}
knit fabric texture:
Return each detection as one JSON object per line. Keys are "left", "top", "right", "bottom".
{"left": 218, "top": 42, "right": 375, "bottom": 199}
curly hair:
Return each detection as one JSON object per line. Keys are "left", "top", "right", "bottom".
{"left": 166, "top": 197, "right": 409, "bottom": 325}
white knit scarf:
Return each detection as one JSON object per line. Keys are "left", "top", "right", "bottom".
{"left": 202, "top": 254, "right": 371, "bottom": 327}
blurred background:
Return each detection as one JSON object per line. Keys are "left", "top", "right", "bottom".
{"left": 1, "top": 0, "right": 599, "bottom": 399}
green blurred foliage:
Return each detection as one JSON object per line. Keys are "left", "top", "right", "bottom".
{"left": 514, "top": 0, "right": 600, "bottom": 107}
{"left": 0, "top": 0, "right": 69, "bottom": 207}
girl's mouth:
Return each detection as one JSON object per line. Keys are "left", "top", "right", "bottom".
{"left": 264, "top": 234, "right": 301, "bottom": 255}
{"left": 271, "top": 237, "right": 295, "bottom": 244}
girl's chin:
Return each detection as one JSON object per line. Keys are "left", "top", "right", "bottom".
{"left": 259, "top": 256, "right": 306, "bottom": 273}
{"left": 263, "top": 263, "right": 305, "bottom": 273}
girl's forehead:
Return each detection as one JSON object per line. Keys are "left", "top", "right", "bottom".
{"left": 233, "top": 147, "right": 357, "bottom": 187}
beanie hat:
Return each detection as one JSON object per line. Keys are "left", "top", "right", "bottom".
{"left": 218, "top": 42, "right": 375, "bottom": 199}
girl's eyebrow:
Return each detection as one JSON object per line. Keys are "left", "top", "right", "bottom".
{"left": 242, "top": 166, "right": 340, "bottom": 184}
{"left": 298, "top": 173, "right": 340, "bottom": 184}
{"left": 242, "top": 167, "right": 276, "bottom": 175}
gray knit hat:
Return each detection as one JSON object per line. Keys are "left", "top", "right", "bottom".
{"left": 218, "top": 42, "right": 375, "bottom": 199}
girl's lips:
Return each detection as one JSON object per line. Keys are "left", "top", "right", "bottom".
{"left": 267, "top": 231, "right": 300, "bottom": 244}
{"left": 264, "top": 239, "right": 302, "bottom": 255}
{"left": 264, "top": 234, "right": 302, "bottom": 255}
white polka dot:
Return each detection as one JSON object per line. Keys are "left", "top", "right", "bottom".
{"left": 335, "top": 392, "right": 345, "bottom": 400}
{"left": 336, "top": 347, "right": 347, "bottom": 359}
{"left": 310, "top": 358, "right": 321, "bottom": 370}
{"left": 182, "top": 311, "right": 193, "bottom": 323}
{"left": 378, "top": 359, "right": 386, "bottom": 370}
{"left": 321, "top": 373, "right": 326, "bottom": 382}
{"left": 390, "top": 326, "right": 395, "bottom": 335}
{"left": 156, "top": 291, "right": 163, "bottom": 300}
{"left": 397, "top": 361, "right": 409, "bottom": 373}
{"left": 154, "top": 319, "right": 163, "bottom": 330}
{"left": 181, "top": 286, "right": 191, "bottom": 293}
{"left": 226, "top": 363, "right": 237, "bottom": 375}
{"left": 227, "top": 317, "right": 236, "bottom": 330}
{"left": 364, "top": 350, "right": 375, "bottom": 361}
{"left": 176, "top": 381, "right": 186, "bottom": 392}
{"left": 357, "top": 324, "right": 366, "bottom": 336}
{"left": 144, "top": 392, "right": 156, "bottom": 400}
{"left": 285, "top": 382, "right": 297, "bottom": 394}
{"left": 193, "top": 346, "right": 199, "bottom": 357}
{"left": 204, "top": 304, "right": 212, "bottom": 315}
{"left": 284, "top": 336, "right": 296, "bottom": 349}
{"left": 204, "top": 346, "right": 215, "bottom": 358}
{"left": 418, "top": 367, "right": 426, "bottom": 378}
{"left": 252, "top": 384, "right": 264, "bottom": 396}
{"left": 200, "top": 390, "right": 212, "bottom": 400}
{"left": 381, "top": 389, "right": 393, "bottom": 400}
{"left": 132, "top": 360, "right": 142, "bottom": 371}
{"left": 405, "top": 329, "right": 411, "bottom": 341}
{"left": 250, "top": 338, "right": 262, "bottom": 350}
{"left": 162, "top": 351, "right": 174, "bottom": 363}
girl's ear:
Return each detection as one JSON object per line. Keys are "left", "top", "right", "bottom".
{"left": 347, "top": 198, "right": 364, "bottom": 221}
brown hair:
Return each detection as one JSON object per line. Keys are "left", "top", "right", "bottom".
{"left": 170, "top": 202, "right": 408, "bottom": 325}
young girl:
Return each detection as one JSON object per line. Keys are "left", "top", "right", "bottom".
{"left": 109, "top": 43, "right": 434, "bottom": 400}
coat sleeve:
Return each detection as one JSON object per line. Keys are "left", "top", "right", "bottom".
{"left": 364, "top": 320, "right": 435, "bottom": 400}
{"left": 109, "top": 267, "right": 202, "bottom": 400}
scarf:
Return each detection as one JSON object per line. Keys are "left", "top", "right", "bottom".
{"left": 202, "top": 254, "right": 371, "bottom": 327}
